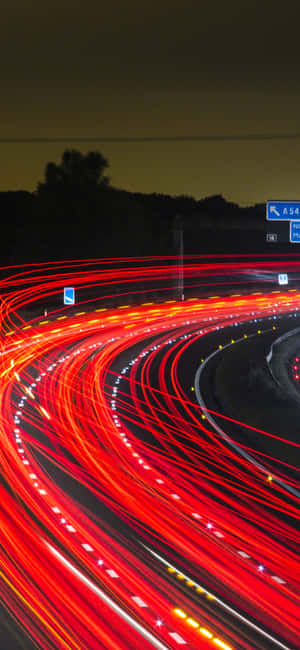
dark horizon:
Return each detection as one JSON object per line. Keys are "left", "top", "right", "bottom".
{"left": 2, "top": 1, "right": 300, "bottom": 204}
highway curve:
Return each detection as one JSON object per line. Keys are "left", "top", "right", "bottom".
{"left": 0, "top": 257, "right": 299, "bottom": 650}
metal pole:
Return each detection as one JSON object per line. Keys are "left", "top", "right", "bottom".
{"left": 178, "top": 226, "right": 184, "bottom": 301}
{"left": 173, "top": 215, "right": 184, "bottom": 301}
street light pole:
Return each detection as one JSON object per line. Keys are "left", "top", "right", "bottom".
{"left": 173, "top": 215, "right": 184, "bottom": 301}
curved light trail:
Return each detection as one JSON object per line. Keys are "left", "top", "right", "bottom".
{"left": 0, "top": 257, "right": 299, "bottom": 649}
{"left": 195, "top": 339, "right": 300, "bottom": 499}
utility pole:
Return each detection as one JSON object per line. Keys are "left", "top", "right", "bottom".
{"left": 173, "top": 215, "right": 184, "bottom": 301}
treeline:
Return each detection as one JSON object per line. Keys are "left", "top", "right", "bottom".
{"left": 0, "top": 150, "right": 278, "bottom": 264}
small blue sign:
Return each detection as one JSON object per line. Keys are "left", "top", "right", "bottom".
{"left": 278, "top": 273, "right": 288, "bottom": 285}
{"left": 64, "top": 287, "right": 75, "bottom": 305}
{"left": 267, "top": 201, "right": 300, "bottom": 220}
{"left": 290, "top": 221, "right": 300, "bottom": 243}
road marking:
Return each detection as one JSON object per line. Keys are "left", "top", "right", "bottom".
{"left": 168, "top": 632, "right": 186, "bottom": 644}
{"left": 132, "top": 596, "right": 148, "bottom": 608}
{"left": 213, "top": 640, "right": 232, "bottom": 650}
{"left": 145, "top": 546, "right": 291, "bottom": 650}
{"left": 47, "top": 543, "right": 169, "bottom": 650}
{"left": 271, "top": 576, "right": 286, "bottom": 584}
{"left": 200, "top": 627, "right": 213, "bottom": 638}
{"left": 106, "top": 569, "right": 119, "bottom": 578}
{"left": 174, "top": 609, "right": 186, "bottom": 618}
{"left": 66, "top": 525, "right": 76, "bottom": 533}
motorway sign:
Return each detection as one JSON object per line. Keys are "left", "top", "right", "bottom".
{"left": 290, "top": 221, "right": 300, "bottom": 243}
{"left": 64, "top": 287, "right": 75, "bottom": 305}
{"left": 266, "top": 201, "right": 300, "bottom": 220}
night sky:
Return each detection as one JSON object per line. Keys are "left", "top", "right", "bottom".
{"left": 2, "top": 1, "right": 300, "bottom": 205}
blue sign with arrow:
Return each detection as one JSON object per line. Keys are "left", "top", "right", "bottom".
{"left": 266, "top": 201, "right": 300, "bottom": 220}
{"left": 64, "top": 287, "right": 75, "bottom": 305}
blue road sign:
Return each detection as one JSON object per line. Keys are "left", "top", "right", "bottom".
{"left": 64, "top": 287, "right": 75, "bottom": 305}
{"left": 266, "top": 201, "right": 300, "bottom": 220}
{"left": 290, "top": 221, "right": 300, "bottom": 243}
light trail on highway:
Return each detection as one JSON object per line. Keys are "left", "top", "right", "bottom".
{"left": 0, "top": 256, "right": 299, "bottom": 649}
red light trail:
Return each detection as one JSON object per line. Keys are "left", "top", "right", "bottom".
{"left": 0, "top": 257, "right": 299, "bottom": 649}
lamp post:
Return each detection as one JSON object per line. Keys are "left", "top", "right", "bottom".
{"left": 173, "top": 215, "right": 184, "bottom": 301}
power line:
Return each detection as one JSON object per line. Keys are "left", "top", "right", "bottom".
{"left": 2, "top": 134, "right": 300, "bottom": 143}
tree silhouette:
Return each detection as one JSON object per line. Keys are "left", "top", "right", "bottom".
{"left": 38, "top": 149, "right": 109, "bottom": 192}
